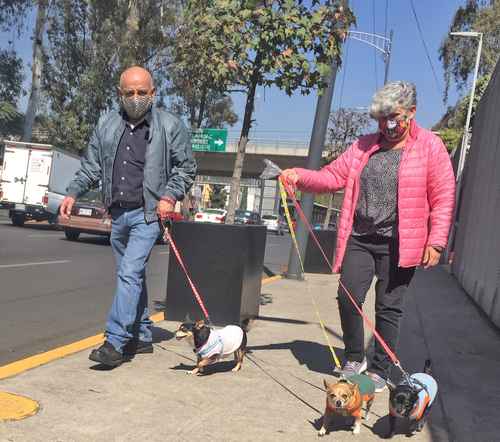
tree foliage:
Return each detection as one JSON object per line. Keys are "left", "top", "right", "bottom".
{"left": 176, "top": 0, "right": 354, "bottom": 222}
{"left": 439, "top": 0, "right": 500, "bottom": 101}
{"left": 40, "top": 0, "right": 176, "bottom": 152}
{"left": 0, "top": 48, "right": 24, "bottom": 104}
{"left": 325, "top": 107, "right": 370, "bottom": 161}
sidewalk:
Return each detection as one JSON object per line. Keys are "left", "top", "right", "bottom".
{"left": 0, "top": 268, "right": 499, "bottom": 441}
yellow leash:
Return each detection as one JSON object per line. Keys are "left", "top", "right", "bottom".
{"left": 278, "top": 179, "right": 342, "bottom": 369}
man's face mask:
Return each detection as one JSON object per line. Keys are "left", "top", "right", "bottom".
{"left": 379, "top": 114, "right": 411, "bottom": 142}
{"left": 120, "top": 88, "right": 154, "bottom": 121}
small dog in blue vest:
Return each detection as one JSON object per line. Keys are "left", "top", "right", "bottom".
{"left": 387, "top": 360, "right": 438, "bottom": 438}
{"left": 175, "top": 319, "right": 247, "bottom": 375}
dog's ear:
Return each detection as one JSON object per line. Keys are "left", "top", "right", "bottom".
{"left": 323, "top": 379, "right": 331, "bottom": 390}
{"left": 349, "top": 383, "right": 358, "bottom": 393}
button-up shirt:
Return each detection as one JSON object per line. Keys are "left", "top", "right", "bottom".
{"left": 111, "top": 112, "right": 151, "bottom": 207}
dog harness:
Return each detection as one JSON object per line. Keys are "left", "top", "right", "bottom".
{"left": 196, "top": 325, "right": 244, "bottom": 361}
{"left": 390, "top": 373, "right": 438, "bottom": 420}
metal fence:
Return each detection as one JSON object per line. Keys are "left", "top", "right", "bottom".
{"left": 452, "top": 59, "right": 500, "bottom": 328}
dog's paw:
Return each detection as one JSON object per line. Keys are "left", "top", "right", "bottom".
{"left": 352, "top": 423, "right": 361, "bottom": 435}
{"left": 318, "top": 427, "right": 327, "bottom": 437}
{"left": 231, "top": 364, "right": 242, "bottom": 372}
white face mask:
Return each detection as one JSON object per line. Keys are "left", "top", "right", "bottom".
{"left": 121, "top": 95, "right": 153, "bottom": 121}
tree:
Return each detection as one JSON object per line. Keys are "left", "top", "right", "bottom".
{"left": 439, "top": 0, "right": 499, "bottom": 101}
{"left": 40, "top": 0, "right": 177, "bottom": 152}
{"left": 322, "top": 107, "right": 370, "bottom": 227}
{"left": 23, "top": 0, "right": 48, "bottom": 142}
{"left": 176, "top": 0, "right": 353, "bottom": 224}
{"left": 433, "top": 73, "right": 491, "bottom": 150}
{"left": 325, "top": 107, "right": 370, "bottom": 160}
{"left": 210, "top": 184, "right": 227, "bottom": 209}
{"left": 0, "top": 49, "right": 24, "bottom": 104}
{"left": 0, "top": 48, "right": 25, "bottom": 138}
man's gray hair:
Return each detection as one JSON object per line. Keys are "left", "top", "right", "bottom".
{"left": 369, "top": 81, "right": 417, "bottom": 119}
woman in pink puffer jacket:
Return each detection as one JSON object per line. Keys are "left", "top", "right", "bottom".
{"left": 282, "top": 81, "right": 455, "bottom": 390}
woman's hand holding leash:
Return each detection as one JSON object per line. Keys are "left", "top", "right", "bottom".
{"left": 280, "top": 168, "right": 300, "bottom": 188}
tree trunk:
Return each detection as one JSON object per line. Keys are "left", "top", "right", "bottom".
{"left": 225, "top": 53, "right": 262, "bottom": 224}
{"left": 196, "top": 87, "right": 207, "bottom": 128}
{"left": 122, "top": 0, "right": 140, "bottom": 66}
{"left": 23, "top": 0, "right": 48, "bottom": 142}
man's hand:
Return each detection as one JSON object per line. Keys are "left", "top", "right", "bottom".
{"left": 59, "top": 196, "right": 76, "bottom": 220}
{"left": 281, "top": 168, "right": 300, "bottom": 188}
{"left": 422, "top": 246, "right": 441, "bottom": 269}
{"left": 157, "top": 199, "right": 175, "bottom": 221}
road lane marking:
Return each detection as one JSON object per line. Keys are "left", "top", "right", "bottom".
{"left": 0, "top": 276, "right": 282, "bottom": 380}
{"left": 28, "top": 234, "right": 62, "bottom": 238}
{"left": 158, "top": 251, "right": 169, "bottom": 255}
{"left": 0, "top": 260, "right": 71, "bottom": 269}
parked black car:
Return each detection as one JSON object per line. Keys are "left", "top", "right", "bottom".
{"left": 234, "top": 209, "right": 261, "bottom": 225}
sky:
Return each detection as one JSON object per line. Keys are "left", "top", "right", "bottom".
{"left": 1, "top": 0, "right": 470, "bottom": 142}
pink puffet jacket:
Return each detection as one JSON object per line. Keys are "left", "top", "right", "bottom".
{"left": 294, "top": 120, "right": 456, "bottom": 273}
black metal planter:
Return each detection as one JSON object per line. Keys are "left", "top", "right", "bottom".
{"left": 304, "top": 229, "right": 336, "bottom": 274}
{"left": 165, "top": 221, "right": 267, "bottom": 326}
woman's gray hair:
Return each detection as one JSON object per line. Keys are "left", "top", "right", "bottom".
{"left": 369, "top": 81, "right": 417, "bottom": 119}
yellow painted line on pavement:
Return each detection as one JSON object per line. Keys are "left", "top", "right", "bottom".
{"left": 0, "top": 276, "right": 282, "bottom": 381}
{"left": 0, "top": 391, "right": 39, "bottom": 422}
{"left": 262, "top": 275, "right": 282, "bottom": 285}
{"left": 0, "top": 314, "right": 164, "bottom": 381}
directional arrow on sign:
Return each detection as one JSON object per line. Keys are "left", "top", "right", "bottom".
{"left": 214, "top": 139, "right": 224, "bottom": 146}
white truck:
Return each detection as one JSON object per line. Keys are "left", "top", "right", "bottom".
{"left": 0, "top": 140, "right": 81, "bottom": 226}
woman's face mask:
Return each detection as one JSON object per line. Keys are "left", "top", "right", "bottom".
{"left": 379, "top": 113, "right": 411, "bottom": 142}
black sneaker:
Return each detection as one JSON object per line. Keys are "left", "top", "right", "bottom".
{"left": 89, "top": 341, "right": 124, "bottom": 367}
{"left": 123, "top": 340, "right": 154, "bottom": 356}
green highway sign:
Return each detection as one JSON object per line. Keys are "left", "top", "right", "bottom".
{"left": 191, "top": 128, "right": 228, "bottom": 152}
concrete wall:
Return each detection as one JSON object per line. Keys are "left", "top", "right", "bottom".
{"left": 452, "top": 60, "right": 500, "bottom": 328}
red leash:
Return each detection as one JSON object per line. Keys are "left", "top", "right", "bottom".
{"left": 162, "top": 223, "right": 211, "bottom": 322}
{"left": 281, "top": 178, "right": 401, "bottom": 368}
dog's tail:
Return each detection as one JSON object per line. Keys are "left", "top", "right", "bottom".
{"left": 424, "top": 359, "right": 432, "bottom": 375}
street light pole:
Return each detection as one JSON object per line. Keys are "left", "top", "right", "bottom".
{"left": 452, "top": 31, "right": 483, "bottom": 182}
{"left": 384, "top": 30, "right": 394, "bottom": 85}
{"left": 445, "top": 31, "right": 483, "bottom": 262}
{"left": 286, "top": 57, "right": 340, "bottom": 280}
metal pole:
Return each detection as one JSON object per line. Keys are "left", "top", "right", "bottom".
{"left": 286, "top": 59, "right": 340, "bottom": 279}
{"left": 445, "top": 33, "right": 482, "bottom": 263}
{"left": 384, "top": 30, "right": 393, "bottom": 85}
{"left": 258, "top": 179, "right": 265, "bottom": 217}
{"left": 456, "top": 33, "right": 482, "bottom": 182}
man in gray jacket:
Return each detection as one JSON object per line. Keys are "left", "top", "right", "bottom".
{"left": 60, "top": 66, "right": 197, "bottom": 367}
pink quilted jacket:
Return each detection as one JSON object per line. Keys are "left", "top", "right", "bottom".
{"left": 295, "top": 120, "right": 456, "bottom": 272}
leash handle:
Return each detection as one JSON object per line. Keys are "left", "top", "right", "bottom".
{"left": 280, "top": 177, "right": 405, "bottom": 371}
{"left": 159, "top": 220, "right": 211, "bottom": 323}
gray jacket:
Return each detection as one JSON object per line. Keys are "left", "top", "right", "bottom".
{"left": 67, "top": 107, "right": 197, "bottom": 223}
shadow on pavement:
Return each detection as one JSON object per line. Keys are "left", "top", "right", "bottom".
{"left": 249, "top": 340, "right": 345, "bottom": 376}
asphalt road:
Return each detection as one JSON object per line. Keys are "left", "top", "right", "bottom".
{"left": 0, "top": 218, "right": 291, "bottom": 366}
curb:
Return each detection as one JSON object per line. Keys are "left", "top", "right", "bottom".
{"left": 0, "top": 276, "right": 283, "bottom": 381}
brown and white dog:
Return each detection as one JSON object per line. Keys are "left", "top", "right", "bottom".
{"left": 319, "top": 376, "right": 375, "bottom": 437}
